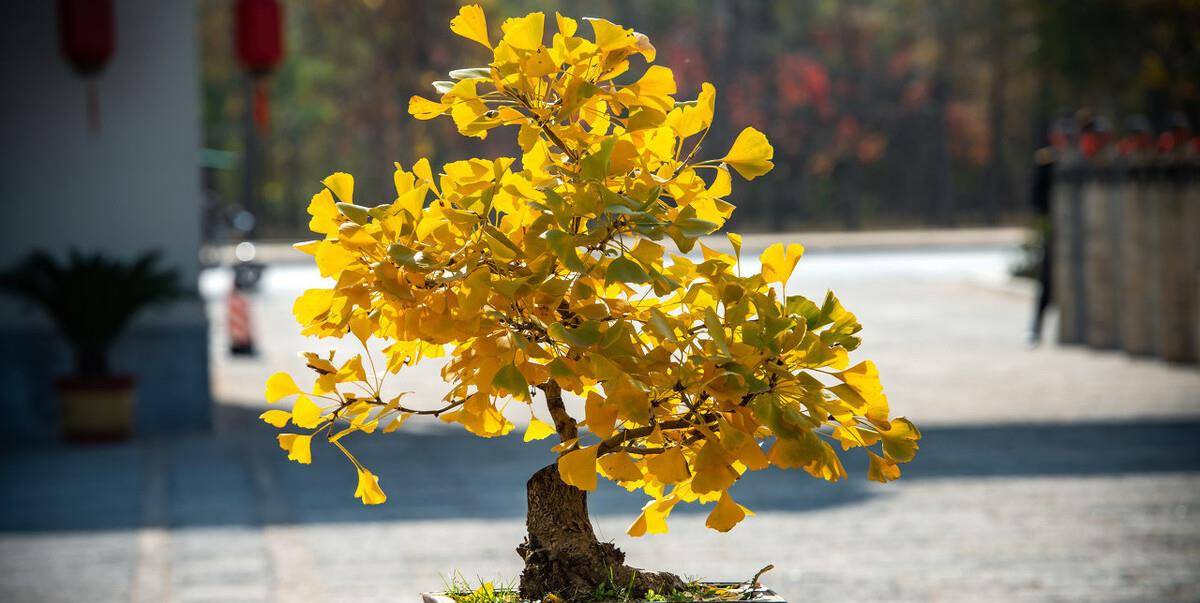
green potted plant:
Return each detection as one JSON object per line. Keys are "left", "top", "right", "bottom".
{"left": 0, "top": 249, "right": 182, "bottom": 441}
{"left": 262, "top": 6, "right": 920, "bottom": 601}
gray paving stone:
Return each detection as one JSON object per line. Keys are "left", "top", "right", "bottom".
{"left": 2, "top": 242, "right": 1198, "bottom": 602}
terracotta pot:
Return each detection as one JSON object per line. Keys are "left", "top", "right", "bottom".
{"left": 56, "top": 374, "right": 136, "bottom": 442}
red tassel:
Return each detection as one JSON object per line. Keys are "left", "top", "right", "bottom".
{"left": 253, "top": 78, "right": 270, "bottom": 131}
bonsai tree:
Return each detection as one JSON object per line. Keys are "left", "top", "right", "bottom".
{"left": 0, "top": 249, "right": 182, "bottom": 377}
{"left": 264, "top": 7, "right": 920, "bottom": 601}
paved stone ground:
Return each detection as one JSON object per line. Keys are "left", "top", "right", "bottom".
{"left": 3, "top": 417, "right": 1198, "bottom": 602}
{"left": 3, "top": 232, "right": 1199, "bottom": 602}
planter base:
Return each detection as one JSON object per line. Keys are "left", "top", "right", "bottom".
{"left": 422, "top": 581, "right": 786, "bottom": 603}
{"left": 57, "top": 375, "right": 136, "bottom": 442}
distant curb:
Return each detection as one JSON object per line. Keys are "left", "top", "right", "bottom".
{"left": 203, "top": 227, "right": 1027, "bottom": 265}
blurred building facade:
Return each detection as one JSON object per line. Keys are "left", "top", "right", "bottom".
{"left": 0, "top": 1, "right": 211, "bottom": 439}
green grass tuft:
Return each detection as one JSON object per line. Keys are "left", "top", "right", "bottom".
{"left": 438, "top": 570, "right": 749, "bottom": 603}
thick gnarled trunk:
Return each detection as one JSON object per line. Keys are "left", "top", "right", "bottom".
{"left": 516, "top": 464, "right": 683, "bottom": 602}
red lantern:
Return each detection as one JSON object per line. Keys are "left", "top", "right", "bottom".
{"left": 234, "top": 0, "right": 284, "bottom": 130}
{"left": 59, "top": 0, "right": 115, "bottom": 132}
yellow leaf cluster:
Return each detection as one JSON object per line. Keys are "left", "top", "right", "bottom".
{"left": 262, "top": 5, "right": 920, "bottom": 530}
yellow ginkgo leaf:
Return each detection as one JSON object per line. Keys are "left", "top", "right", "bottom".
{"left": 689, "top": 439, "right": 738, "bottom": 494}
{"left": 337, "top": 356, "right": 367, "bottom": 383}
{"left": 523, "top": 417, "right": 556, "bottom": 442}
{"left": 557, "top": 445, "right": 598, "bottom": 491}
{"left": 408, "top": 95, "right": 448, "bottom": 120}
{"left": 450, "top": 4, "right": 491, "bottom": 49}
{"left": 354, "top": 468, "right": 388, "bottom": 505}
{"left": 598, "top": 452, "right": 643, "bottom": 482}
{"left": 451, "top": 394, "right": 515, "bottom": 438}
{"left": 348, "top": 314, "right": 373, "bottom": 344}
{"left": 306, "top": 189, "right": 340, "bottom": 235}
{"left": 727, "top": 232, "right": 743, "bottom": 259}
{"left": 760, "top": 242, "right": 804, "bottom": 285}
{"left": 584, "top": 392, "right": 618, "bottom": 439}
{"left": 292, "top": 289, "right": 334, "bottom": 329}
{"left": 521, "top": 45, "right": 558, "bottom": 77}
{"left": 321, "top": 172, "right": 354, "bottom": 204}
{"left": 705, "top": 491, "right": 753, "bottom": 532}
{"left": 879, "top": 417, "right": 921, "bottom": 463}
{"left": 623, "top": 65, "right": 676, "bottom": 113}
{"left": 867, "top": 451, "right": 901, "bottom": 483}
{"left": 500, "top": 12, "right": 545, "bottom": 50}
{"left": 291, "top": 395, "right": 324, "bottom": 429}
{"left": 265, "top": 372, "right": 301, "bottom": 403}
{"left": 645, "top": 447, "right": 689, "bottom": 484}
{"left": 719, "top": 420, "right": 769, "bottom": 471}
{"left": 834, "top": 360, "right": 890, "bottom": 424}
{"left": 554, "top": 12, "right": 577, "bottom": 37}
{"left": 277, "top": 434, "right": 312, "bottom": 464}
{"left": 587, "top": 17, "right": 635, "bottom": 53}
{"left": 769, "top": 432, "right": 846, "bottom": 482}
{"left": 411, "top": 157, "right": 435, "bottom": 187}
{"left": 493, "top": 363, "right": 530, "bottom": 401}
{"left": 626, "top": 495, "right": 679, "bottom": 537}
{"left": 721, "top": 127, "right": 774, "bottom": 180}
{"left": 667, "top": 81, "right": 716, "bottom": 138}
{"left": 259, "top": 410, "right": 291, "bottom": 428}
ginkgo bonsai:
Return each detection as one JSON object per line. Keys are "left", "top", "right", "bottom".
{"left": 263, "top": 6, "right": 920, "bottom": 602}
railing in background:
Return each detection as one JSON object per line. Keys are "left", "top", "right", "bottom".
{"left": 1053, "top": 152, "right": 1199, "bottom": 364}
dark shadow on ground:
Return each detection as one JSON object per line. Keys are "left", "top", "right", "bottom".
{"left": 1, "top": 405, "right": 1197, "bottom": 533}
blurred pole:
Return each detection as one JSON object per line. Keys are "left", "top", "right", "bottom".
{"left": 932, "top": 1, "right": 956, "bottom": 225}
{"left": 1154, "top": 159, "right": 1198, "bottom": 363}
{"left": 1121, "top": 158, "right": 1155, "bottom": 355}
{"left": 983, "top": 0, "right": 1009, "bottom": 224}
{"left": 241, "top": 74, "right": 260, "bottom": 240}
{"left": 1082, "top": 162, "right": 1118, "bottom": 349}
{"left": 1052, "top": 156, "right": 1086, "bottom": 344}
{"left": 838, "top": 1, "right": 862, "bottom": 230}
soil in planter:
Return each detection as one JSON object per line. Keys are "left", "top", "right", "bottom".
{"left": 436, "top": 575, "right": 779, "bottom": 603}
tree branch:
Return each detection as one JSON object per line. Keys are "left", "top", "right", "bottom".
{"left": 596, "top": 418, "right": 694, "bottom": 456}
{"left": 361, "top": 397, "right": 465, "bottom": 417}
{"left": 538, "top": 380, "right": 578, "bottom": 445}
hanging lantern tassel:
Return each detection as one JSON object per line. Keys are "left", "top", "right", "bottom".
{"left": 59, "top": 0, "right": 115, "bottom": 134}
{"left": 253, "top": 77, "right": 270, "bottom": 131}
{"left": 235, "top": 0, "right": 284, "bottom": 133}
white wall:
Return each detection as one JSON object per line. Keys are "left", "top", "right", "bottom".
{"left": 0, "top": 0, "right": 211, "bottom": 436}
{"left": 0, "top": 0, "right": 204, "bottom": 296}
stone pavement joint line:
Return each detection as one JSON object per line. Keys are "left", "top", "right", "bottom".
{"left": 240, "top": 435, "right": 329, "bottom": 601}
{"left": 133, "top": 440, "right": 169, "bottom": 603}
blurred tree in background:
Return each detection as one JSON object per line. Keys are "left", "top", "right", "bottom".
{"left": 200, "top": 0, "right": 1200, "bottom": 239}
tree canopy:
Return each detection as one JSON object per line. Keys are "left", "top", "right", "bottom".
{"left": 263, "top": 5, "right": 920, "bottom": 536}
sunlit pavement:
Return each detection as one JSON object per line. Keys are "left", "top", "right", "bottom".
{"left": 3, "top": 230, "right": 1199, "bottom": 602}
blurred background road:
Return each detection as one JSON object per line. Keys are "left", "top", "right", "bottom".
{"left": 4, "top": 231, "right": 1198, "bottom": 603}
{"left": 206, "top": 230, "right": 1200, "bottom": 426}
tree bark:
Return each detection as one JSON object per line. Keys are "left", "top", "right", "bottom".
{"left": 516, "top": 465, "right": 684, "bottom": 602}
{"left": 517, "top": 382, "right": 683, "bottom": 602}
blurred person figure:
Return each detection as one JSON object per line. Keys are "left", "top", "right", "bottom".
{"left": 1029, "top": 117, "right": 1074, "bottom": 344}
